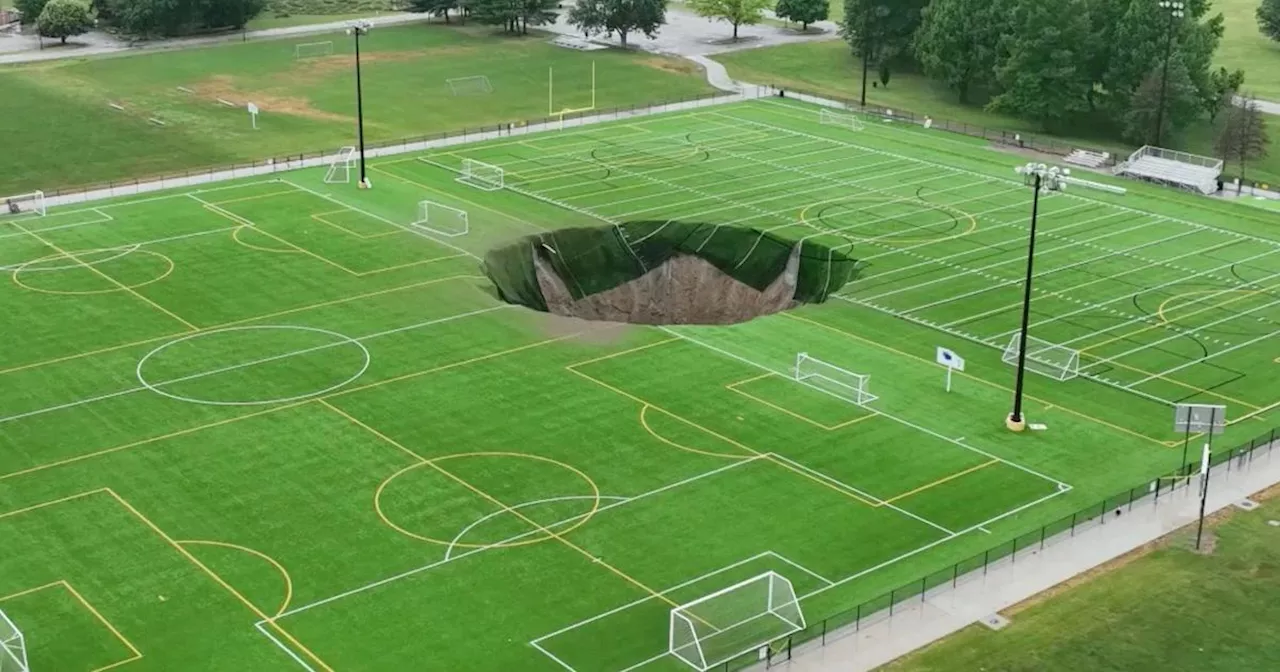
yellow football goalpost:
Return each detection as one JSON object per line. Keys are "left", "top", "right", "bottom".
{"left": 548, "top": 61, "right": 597, "bottom": 128}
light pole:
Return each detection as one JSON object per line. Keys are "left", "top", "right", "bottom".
{"left": 1006, "top": 163, "right": 1069, "bottom": 432}
{"left": 1154, "top": 1, "right": 1185, "bottom": 147}
{"left": 348, "top": 20, "right": 372, "bottom": 189}
{"left": 859, "top": 4, "right": 871, "bottom": 107}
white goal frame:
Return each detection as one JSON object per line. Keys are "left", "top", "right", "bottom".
{"left": 0, "top": 610, "right": 28, "bottom": 672}
{"left": 1001, "top": 333, "right": 1081, "bottom": 381}
{"left": 324, "top": 146, "right": 357, "bottom": 184}
{"left": 819, "top": 108, "right": 865, "bottom": 131}
{"left": 412, "top": 200, "right": 469, "bottom": 237}
{"left": 294, "top": 41, "right": 334, "bottom": 60}
{"left": 669, "top": 571, "right": 805, "bottom": 671}
{"left": 794, "top": 352, "right": 878, "bottom": 406}
{"left": 446, "top": 75, "right": 493, "bottom": 96}
{"left": 1, "top": 191, "right": 46, "bottom": 218}
{"left": 456, "top": 159, "right": 504, "bottom": 191}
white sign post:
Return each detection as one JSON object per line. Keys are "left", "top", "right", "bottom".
{"left": 247, "top": 102, "right": 260, "bottom": 130}
{"left": 936, "top": 347, "right": 965, "bottom": 392}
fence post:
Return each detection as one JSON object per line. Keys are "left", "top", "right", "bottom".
{"left": 890, "top": 589, "right": 895, "bottom": 616}
{"left": 855, "top": 604, "right": 861, "bottom": 632}
{"left": 1012, "top": 537, "right": 1018, "bottom": 563}
{"left": 921, "top": 577, "right": 927, "bottom": 603}
{"left": 983, "top": 549, "right": 990, "bottom": 575}
{"left": 1128, "top": 487, "right": 1135, "bottom": 511}
{"left": 1071, "top": 512, "right": 1077, "bottom": 536}
{"left": 952, "top": 563, "right": 959, "bottom": 588}
{"left": 1040, "top": 524, "right": 1046, "bottom": 550}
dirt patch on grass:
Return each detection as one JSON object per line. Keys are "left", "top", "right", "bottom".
{"left": 191, "top": 75, "right": 352, "bottom": 124}
{"left": 638, "top": 56, "right": 703, "bottom": 77}
{"left": 290, "top": 47, "right": 480, "bottom": 81}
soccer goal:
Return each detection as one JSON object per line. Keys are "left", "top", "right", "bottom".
{"left": 1, "top": 191, "right": 46, "bottom": 218}
{"left": 294, "top": 41, "right": 334, "bottom": 59}
{"left": 794, "top": 352, "right": 879, "bottom": 406}
{"left": 412, "top": 200, "right": 469, "bottom": 237}
{"left": 324, "top": 146, "right": 357, "bottom": 184}
{"left": 669, "top": 572, "right": 805, "bottom": 671}
{"left": 457, "top": 159, "right": 504, "bottom": 191}
{"left": 1001, "top": 333, "right": 1081, "bottom": 381}
{"left": 819, "top": 108, "right": 865, "bottom": 131}
{"left": 446, "top": 75, "right": 493, "bottom": 96}
{"left": 0, "top": 610, "right": 28, "bottom": 672}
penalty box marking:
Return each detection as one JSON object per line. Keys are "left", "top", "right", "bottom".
{"left": 0, "top": 580, "right": 142, "bottom": 672}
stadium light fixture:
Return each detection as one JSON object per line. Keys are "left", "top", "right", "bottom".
{"left": 348, "top": 20, "right": 373, "bottom": 189}
{"left": 1154, "top": 1, "right": 1185, "bottom": 147}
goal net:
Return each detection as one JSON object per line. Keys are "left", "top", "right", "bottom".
{"left": 294, "top": 41, "right": 333, "bottom": 59}
{"left": 1, "top": 191, "right": 46, "bottom": 218}
{"left": 669, "top": 572, "right": 805, "bottom": 671}
{"left": 457, "top": 159, "right": 504, "bottom": 191}
{"left": 1001, "top": 333, "right": 1081, "bottom": 381}
{"left": 447, "top": 75, "right": 493, "bottom": 96}
{"left": 324, "top": 146, "right": 357, "bottom": 184}
{"left": 0, "top": 610, "right": 28, "bottom": 672}
{"left": 412, "top": 200, "right": 469, "bottom": 237}
{"left": 819, "top": 108, "right": 865, "bottom": 131}
{"left": 794, "top": 352, "right": 878, "bottom": 405}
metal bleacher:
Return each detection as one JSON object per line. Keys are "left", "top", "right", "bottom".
{"left": 1115, "top": 145, "right": 1222, "bottom": 195}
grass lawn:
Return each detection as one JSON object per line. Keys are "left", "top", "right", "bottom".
{"left": 0, "top": 95, "right": 1276, "bottom": 670}
{"left": 244, "top": 11, "right": 408, "bottom": 31}
{"left": 1215, "top": 0, "right": 1280, "bottom": 102}
{"left": 713, "top": 40, "right": 1280, "bottom": 185}
{"left": 0, "top": 23, "right": 713, "bottom": 195}
{"left": 886, "top": 489, "right": 1280, "bottom": 672}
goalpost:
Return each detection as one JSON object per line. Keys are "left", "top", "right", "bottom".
{"left": 324, "top": 146, "right": 357, "bottom": 184}
{"left": 1, "top": 191, "right": 46, "bottom": 218}
{"left": 456, "top": 159, "right": 504, "bottom": 191}
{"left": 0, "top": 610, "right": 28, "bottom": 672}
{"left": 669, "top": 572, "right": 805, "bottom": 671}
{"left": 412, "top": 200, "right": 469, "bottom": 237}
{"left": 1001, "top": 333, "right": 1081, "bottom": 381}
{"left": 447, "top": 75, "right": 493, "bottom": 96}
{"left": 549, "top": 61, "right": 597, "bottom": 129}
{"left": 819, "top": 108, "right": 865, "bottom": 131}
{"left": 294, "top": 41, "right": 334, "bottom": 59}
{"left": 794, "top": 352, "right": 878, "bottom": 406}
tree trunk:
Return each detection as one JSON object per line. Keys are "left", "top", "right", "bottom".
{"left": 619, "top": 29, "right": 628, "bottom": 46}
{"left": 443, "top": 8, "right": 450, "bottom": 23}
{"left": 732, "top": 20, "right": 739, "bottom": 39}
{"left": 61, "top": 36, "right": 67, "bottom": 44}
{"left": 958, "top": 80, "right": 969, "bottom": 105}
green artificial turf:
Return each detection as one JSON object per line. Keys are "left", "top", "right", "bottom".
{"left": 885, "top": 491, "right": 1280, "bottom": 672}
{"left": 0, "top": 23, "right": 713, "bottom": 195}
{"left": 0, "top": 96, "right": 1276, "bottom": 671}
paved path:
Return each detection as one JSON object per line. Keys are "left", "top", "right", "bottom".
{"left": 0, "top": 12, "right": 424, "bottom": 65}
{"left": 1234, "top": 94, "right": 1280, "bottom": 115}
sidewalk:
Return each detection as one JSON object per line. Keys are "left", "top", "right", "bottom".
{"left": 760, "top": 443, "right": 1280, "bottom": 672}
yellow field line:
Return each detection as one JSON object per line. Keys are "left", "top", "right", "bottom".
{"left": 566, "top": 336, "right": 681, "bottom": 368}
{"left": 176, "top": 540, "right": 295, "bottom": 618}
{"left": 725, "top": 372, "right": 875, "bottom": 431}
{"left": 309, "top": 212, "right": 404, "bottom": 240}
{"left": 353, "top": 253, "right": 468, "bottom": 276}
{"left": 638, "top": 404, "right": 752, "bottom": 459}
{"left": 882, "top": 459, "right": 1000, "bottom": 505}
{"left": 206, "top": 190, "right": 301, "bottom": 206}
{"left": 369, "top": 164, "right": 550, "bottom": 233}
{"left": 0, "top": 275, "right": 483, "bottom": 377}
{"left": 13, "top": 223, "right": 199, "bottom": 330}
{"left": 0, "top": 580, "right": 143, "bottom": 672}
{"left": 781, "top": 313, "right": 1174, "bottom": 447}
{"left": 1081, "top": 282, "right": 1280, "bottom": 354}
{"left": 199, "top": 201, "right": 360, "bottom": 275}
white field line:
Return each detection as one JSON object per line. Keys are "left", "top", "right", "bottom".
{"left": 0, "top": 305, "right": 510, "bottom": 425}
{"left": 883, "top": 218, "right": 1204, "bottom": 312}
{"left": 0, "top": 209, "right": 115, "bottom": 241}
{"left": 1056, "top": 268, "right": 1280, "bottom": 348}
{"left": 272, "top": 456, "right": 767, "bottom": 621}
{"left": 531, "top": 640, "right": 579, "bottom": 672}
{"left": 1017, "top": 247, "right": 1280, "bottom": 335}
{"left": 657, "top": 326, "right": 1070, "bottom": 489}
{"left": 1, "top": 225, "right": 238, "bottom": 272}
{"left": 765, "top": 452, "right": 956, "bottom": 535}
{"left": 443, "top": 494, "right": 631, "bottom": 561}
{"left": 854, "top": 209, "right": 1131, "bottom": 283}
{"left": 765, "top": 551, "right": 836, "bottom": 587}
{"left": 1125, "top": 329, "right": 1279, "bottom": 387}
{"left": 940, "top": 234, "right": 1254, "bottom": 329}
{"left": 1085, "top": 293, "right": 1280, "bottom": 370}
{"left": 254, "top": 622, "right": 317, "bottom": 672}
{"left": 745, "top": 100, "right": 1280, "bottom": 250}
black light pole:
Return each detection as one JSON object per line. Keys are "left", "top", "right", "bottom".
{"left": 859, "top": 4, "right": 871, "bottom": 107}
{"left": 1195, "top": 407, "right": 1221, "bottom": 550}
{"left": 1153, "top": 1, "right": 1184, "bottom": 147}
{"left": 349, "top": 20, "right": 372, "bottom": 189}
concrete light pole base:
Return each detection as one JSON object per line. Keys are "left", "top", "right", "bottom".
{"left": 1006, "top": 414, "right": 1028, "bottom": 432}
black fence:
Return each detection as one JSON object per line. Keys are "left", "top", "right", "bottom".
{"left": 706, "top": 427, "right": 1279, "bottom": 671}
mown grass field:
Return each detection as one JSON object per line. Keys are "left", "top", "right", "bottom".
{"left": 1216, "top": 0, "right": 1280, "bottom": 102}
{"left": 0, "top": 23, "right": 713, "bottom": 195}
{"left": 0, "top": 95, "right": 1276, "bottom": 670}
{"left": 887, "top": 488, "right": 1280, "bottom": 672}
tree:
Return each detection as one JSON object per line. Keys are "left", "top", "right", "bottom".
{"left": 988, "top": 0, "right": 1093, "bottom": 131}
{"left": 1260, "top": 0, "right": 1280, "bottom": 42}
{"left": 1216, "top": 93, "right": 1270, "bottom": 190}
{"left": 519, "top": 0, "right": 558, "bottom": 33}
{"left": 1121, "top": 54, "right": 1201, "bottom": 145}
{"left": 199, "top": 0, "right": 264, "bottom": 29}
{"left": 914, "top": 0, "right": 1009, "bottom": 104}
{"left": 841, "top": 0, "right": 927, "bottom": 64}
{"left": 567, "top": 0, "right": 666, "bottom": 46}
{"left": 688, "top": 0, "right": 769, "bottom": 39}
{"left": 94, "top": 0, "right": 266, "bottom": 35}
{"left": 878, "top": 59, "right": 890, "bottom": 87}
{"left": 774, "top": 0, "right": 825, "bottom": 31}
{"left": 1205, "top": 66, "right": 1245, "bottom": 123}
{"left": 14, "top": 0, "right": 50, "bottom": 24}
{"left": 37, "top": 0, "right": 93, "bottom": 43}
{"left": 408, "top": 0, "right": 459, "bottom": 23}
